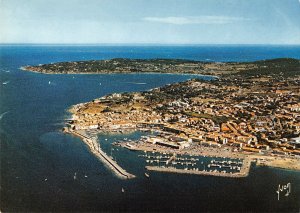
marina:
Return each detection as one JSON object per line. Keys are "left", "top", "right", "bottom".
{"left": 145, "top": 162, "right": 250, "bottom": 178}
{"left": 139, "top": 151, "right": 251, "bottom": 178}
{"left": 70, "top": 128, "right": 251, "bottom": 178}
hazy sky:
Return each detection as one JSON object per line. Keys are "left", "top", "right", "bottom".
{"left": 1, "top": 0, "right": 300, "bottom": 44}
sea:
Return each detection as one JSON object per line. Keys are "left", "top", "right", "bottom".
{"left": 1, "top": 45, "right": 300, "bottom": 212}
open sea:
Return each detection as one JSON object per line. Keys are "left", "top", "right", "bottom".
{"left": 1, "top": 45, "right": 300, "bottom": 212}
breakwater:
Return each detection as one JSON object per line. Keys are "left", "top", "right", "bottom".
{"left": 64, "top": 129, "right": 135, "bottom": 179}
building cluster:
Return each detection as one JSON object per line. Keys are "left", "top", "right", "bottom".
{"left": 68, "top": 74, "right": 300, "bottom": 157}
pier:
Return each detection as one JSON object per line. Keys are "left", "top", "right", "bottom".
{"left": 145, "top": 158, "right": 251, "bottom": 178}
{"left": 65, "top": 129, "right": 135, "bottom": 179}
{"left": 166, "top": 154, "right": 176, "bottom": 165}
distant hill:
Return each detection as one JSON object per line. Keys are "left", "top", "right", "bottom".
{"left": 23, "top": 58, "right": 300, "bottom": 77}
{"left": 240, "top": 58, "right": 300, "bottom": 76}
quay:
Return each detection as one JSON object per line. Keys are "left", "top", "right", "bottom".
{"left": 64, "top": 128, "right": 135, "bottom": 179}
{"left": 166, "top": 154, "right": 176, "bottom": 165}
{"left": 146, "top": 158, "right": 251, "bottom": 178}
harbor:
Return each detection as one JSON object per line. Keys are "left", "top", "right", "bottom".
{"left": 140, "top": 152, "right": 251, "bottom": 178}
{"left": 66, "top": 128, "right": 252, "bottom": 178}
{"left": 145, "top": 162, "right": 250, "bottom": 178}
{"left": 64, "top": 128, "right": 135, "bottom": 179}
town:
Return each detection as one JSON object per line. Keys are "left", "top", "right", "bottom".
{"left": 63, "top": 59, "right": 300, "bottom": 175}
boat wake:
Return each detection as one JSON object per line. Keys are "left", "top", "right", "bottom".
{"left": 125, "top": 82, "right": 147, "bottom": 85}
{"left": 0, "top": 111, "right": 9, "bottom": 121}
{"left": 48, "top": 81, "right": 57, "bottom": 86}
{"left": 51, "top": 122, "right": 65, "bottom": 126}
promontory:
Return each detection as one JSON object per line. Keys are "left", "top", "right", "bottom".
{"left": 22, "top": 58, "right": 300, "bottom": 76}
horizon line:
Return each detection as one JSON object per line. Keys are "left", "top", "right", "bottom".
{"left": 1, "top": 43, "right": 300, "bottom": 46}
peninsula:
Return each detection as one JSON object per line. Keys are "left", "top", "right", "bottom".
{"left": 27, "top": 57, "right": 300, "bottom": 178}
{"left": 22, "top": 58, "right": 300, "bottom": 76}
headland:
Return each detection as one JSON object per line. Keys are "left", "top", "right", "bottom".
{"left": 22, "top": 58, "right": 300, "bottom": 77}
{"left": 29, "top": 57, "right": 300, "bottom": 178}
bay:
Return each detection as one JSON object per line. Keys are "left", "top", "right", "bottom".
{"left": 1, "top": 45, "right": 300, "bottom": 212}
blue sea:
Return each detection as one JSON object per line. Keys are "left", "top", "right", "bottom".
{"left": 1, "top": 45, "right": 300, "bottom": 212}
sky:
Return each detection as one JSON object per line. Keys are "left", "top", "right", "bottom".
{"left": 1, "top": 0, "right": 300, "bottom": 44}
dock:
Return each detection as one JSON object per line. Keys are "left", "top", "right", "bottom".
{"left": 65, "top": 129, "right": 135, "bottom": 179}
{"left": 145, "top": 158, "right": 251, "bottom": 178}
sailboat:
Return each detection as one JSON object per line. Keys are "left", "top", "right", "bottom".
{"left": 73, "top": 172, "right": 77, "bottom": 180}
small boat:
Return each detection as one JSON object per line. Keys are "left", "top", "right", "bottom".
{"left": 2, "top": 81, "right": 9, "bottom": 85}
{"left": 122, "top": 187, "right": 125, "bottom": 193}
{"left": 145, "top": 173, "right": 150, "bottom": 178}
{"left": 48, "top": 81, "right": 51, "bottom": 85}
{"left": 73, "top": 172, "right": 77, "bottom": 180}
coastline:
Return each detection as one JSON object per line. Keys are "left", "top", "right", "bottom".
{"left": 20, "top": 66, "right": 220, "bottom": 78}
{"left": 62, "top": 64, "right": 299, "bottom": 177}
{"left": 117, "top": 139, "right": 300, "bottom": 171}
{"left": 42, "top": 57, "right": 300, "bottom": 178}
{"left": 2, "top": 45, "right": 300, "bottom": 212}
{"left": 63, "top": 124, "right": 300, "bottom": 179}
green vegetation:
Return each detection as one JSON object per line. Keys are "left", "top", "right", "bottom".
{"left": 241, "top": 58, "right": 300, "bottom": 77}
{"left": 183, "top": 111, "right": 230, "bottom": 125}
{"left": 24, "top": 57, "right": 300, "bottom": 77}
